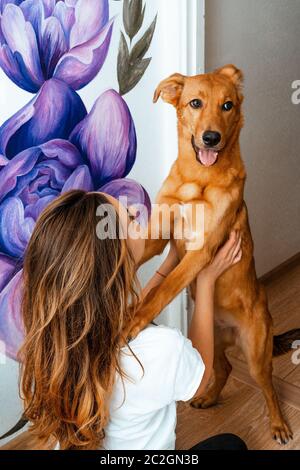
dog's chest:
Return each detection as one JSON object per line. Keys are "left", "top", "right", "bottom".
{"left": 176, "top": 182, "right": 238, "bottom": 232}
{"left": 177, "top": 181, "right": 237, "bottom": 204}
{"left": 177, "top": 183, "right": 202, "bottom": 201}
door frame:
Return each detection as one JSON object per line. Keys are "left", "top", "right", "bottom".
{"left": 159, "top": 0, "right": 205, "bottom": 335}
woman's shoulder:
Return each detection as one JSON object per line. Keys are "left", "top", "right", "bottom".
{"left": 120, "top": 324, "right": 187, "bottom": 384}
{"left": 124, "top": 324, "right": 185, "bottom": 352}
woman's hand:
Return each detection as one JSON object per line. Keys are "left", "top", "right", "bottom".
{"left": 198, "top": 230, "right": 242, "bottom": 285}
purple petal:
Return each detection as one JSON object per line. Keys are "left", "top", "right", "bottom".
{"left": 0, "top": 93, "right": 36, "bottom": 158}
{"left": 0, "top": 147, "right": 41, "bottom": 202}
{"left": 0, "top": 78, "right": 87, "bottom": 159}
{"left": 53, "top": 18, "right": 113, "bottom": 90}
{"left": 0, "top": 0, "right": 23, "bottom": 14}
{"left": 34, "top": 160, "right": 71, "bottom": 189}
{"left": 1, "top": 4, "right": 44, "bottom": 87}
{"left": 24, "top": 194, "right": 56, "bottom": 220}
{"left": 0, "top": 154, "right": 9, "bottom": 166}
{"left": 0, "top": 197, "right": 35, "bottom": 257}
{"left": 20, "top": 0, "right": 43, "bottom": 43}
{"left": 41, "top": 16, "right": 67, "bottom": 77}
{"left": 53, "top": 0, "right": 75, "bottom": 46}
{"left": 41, "top": 0, "right": 55, "bottom": 17}
{"left": 70, "top": 0, "right": 109, "bottom": 48}
{"left": 100, "top": 178, "right": 151, "bottom": 227}
{"left": 70, "top": 90, "right": 137, "bottom": 187}
{"left": 0, "top": 253, "right": 18, "bottom": 292}
{"left": 0, "top": 140, "right": 82, "bottom": 202}
{"left": 40, "top": 139, "right": 83, "bottom": 168}
{"left": 65, "top": 0, "right": 77, "bottom": 6}
{"left": 0, "top": 269, "right": 24, "bottom": 361}
{"left": 0, "top": 42, "right": 40, "bottom": 93}
{"left": 62, "top": 165, "right": 93, "bottom": 193}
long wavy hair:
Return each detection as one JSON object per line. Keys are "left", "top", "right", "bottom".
{"left": 19, "top": 190, "right": 141, "bottom": 450}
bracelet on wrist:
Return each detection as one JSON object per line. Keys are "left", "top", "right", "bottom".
{"left": 156, "top": 270, "right": 167, "bottom": 279}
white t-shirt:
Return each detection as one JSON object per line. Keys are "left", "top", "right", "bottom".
{"left": 103, "top": 324, "right": 205, "bottom": 450}
{"left": 54, "top": 324, "right": 204, "bottom": 450}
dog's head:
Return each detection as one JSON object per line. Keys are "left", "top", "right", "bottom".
{"left": 153, "top": 65, "right": 244, "bottom": 167}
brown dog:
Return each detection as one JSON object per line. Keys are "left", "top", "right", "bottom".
{"left": 128, "top": 65, "right": 300, "bottom": 444}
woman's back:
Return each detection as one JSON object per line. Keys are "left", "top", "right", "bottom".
{"left": 104, "top": 324, "right": 204, "bottom": 450}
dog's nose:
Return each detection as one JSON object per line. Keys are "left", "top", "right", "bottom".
{"left": 202, "top": 131, "right": 221, "bottom": 148}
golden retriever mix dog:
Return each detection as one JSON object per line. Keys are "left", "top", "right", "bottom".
{"left": 128, "top": 65, "right": 300, "bottom": 444}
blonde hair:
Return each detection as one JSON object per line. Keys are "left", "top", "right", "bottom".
{"left": 19, "top": 190, "right": 140, "bottom": 450}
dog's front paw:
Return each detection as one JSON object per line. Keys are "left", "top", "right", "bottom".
{"left": 271, "top": 422, "right": 293, "bottom": 445}
{"left": 128, "top": 323, "right": 143, "bottom": 341}
{"left": 122, "top": 319, "right": 145, "bottom": 343}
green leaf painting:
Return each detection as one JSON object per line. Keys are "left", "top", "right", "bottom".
{"left": 117, "top": 0, "right": 158, "bottom": 96}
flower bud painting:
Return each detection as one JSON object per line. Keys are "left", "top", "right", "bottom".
{"left": 0, "top": 0, "right": 156, "bottom": 360}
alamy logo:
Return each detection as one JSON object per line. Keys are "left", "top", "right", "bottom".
{"left": 291, "top": 80, "right": 300, "bottom": 104}
{"left": 96, "top": 198, "right": 205, "bottom": 251}
{"left": 291, "top": 340, "right": 300, "bottom": 365}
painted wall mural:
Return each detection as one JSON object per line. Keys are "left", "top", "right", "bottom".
{"left": 0, "top": 0, "right": 156, "bottom": 360}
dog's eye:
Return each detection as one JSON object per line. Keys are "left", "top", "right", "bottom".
{"left": 222, "top": 101, "right": 234, "bottom": 111}
{"left": 190, "top": 99, "right": 203, "bottom": 109}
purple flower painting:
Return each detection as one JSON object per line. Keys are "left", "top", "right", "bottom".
{"left": 0, "top": 0, "right": 156, "bottom": 360}
{"left": 0, "top": 0, "right": 113, "bottom": 92}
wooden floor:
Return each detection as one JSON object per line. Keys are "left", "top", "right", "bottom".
{"left": 176, "top": 260, "right": 300, "bottom": 450}
{"left": 2, "top": 260, "right": 300, "bottom": 451}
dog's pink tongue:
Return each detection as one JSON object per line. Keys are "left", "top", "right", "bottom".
{"left": 198, "top": 149, "right": 218, "bottom": 167}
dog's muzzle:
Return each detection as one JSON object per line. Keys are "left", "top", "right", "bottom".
{"left": 192, "top": 136, "right": 219, "bottom": 167}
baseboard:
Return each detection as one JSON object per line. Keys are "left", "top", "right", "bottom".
{"left": 260, "top": 252, "right": 300, "bottom": 285}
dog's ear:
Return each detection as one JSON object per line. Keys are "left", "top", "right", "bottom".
{"left": 153, "top": 73, "right": 185, "bottom": 106}
{"left": 215, "top": 64, "right": 244, "bottom": 102}
{"left": 215, "top": 64, "right": 244, "bottom": 87}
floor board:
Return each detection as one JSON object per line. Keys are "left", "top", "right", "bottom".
{"left": 176, "top": 378, "right": 300, "bottom": 450}
{"left": 176, "top": 261, "right": 300, "bottom": 450}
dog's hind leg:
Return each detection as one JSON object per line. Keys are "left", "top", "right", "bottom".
{"left": 240, "top": 285, "right": 293, "bottom": 445}
{"left": 190, "top": 326, "right": 235, "bottom": 409}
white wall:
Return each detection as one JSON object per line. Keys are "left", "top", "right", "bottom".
{"left": 205, "top": 0, "right": 300, "bottom": 276}
{"left": 81, "top": 0, "right": 203, "bottom": 332}
{"left": 0, "top": 0, "right": 205, "bottom": 443}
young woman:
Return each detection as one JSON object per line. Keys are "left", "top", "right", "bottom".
{"left": 19, "top": 190, "right": 246, "bottom": 451}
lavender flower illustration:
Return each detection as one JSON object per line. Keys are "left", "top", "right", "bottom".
{"left": 0, "top": 0, "right": 113, "bottom": 92}
{"left": 0, "top": 0, "right": 156, "bottom": 360}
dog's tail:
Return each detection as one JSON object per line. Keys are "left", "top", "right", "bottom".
{"left": 273, "top": 328, "right": 300, "bottom": 357}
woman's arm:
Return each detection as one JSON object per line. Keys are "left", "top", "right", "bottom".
{"left": 141, "top": 240, "right": 179, "bottom": 299}
{"left": 190, "top": 230, "right": 242, "bottom": 398}
{"left": 189, "top": 275, "right": 215, "bottom": 398}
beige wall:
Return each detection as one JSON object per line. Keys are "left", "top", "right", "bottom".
{"left": 205, "top": 0, "right": 300, "bottom": 275}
